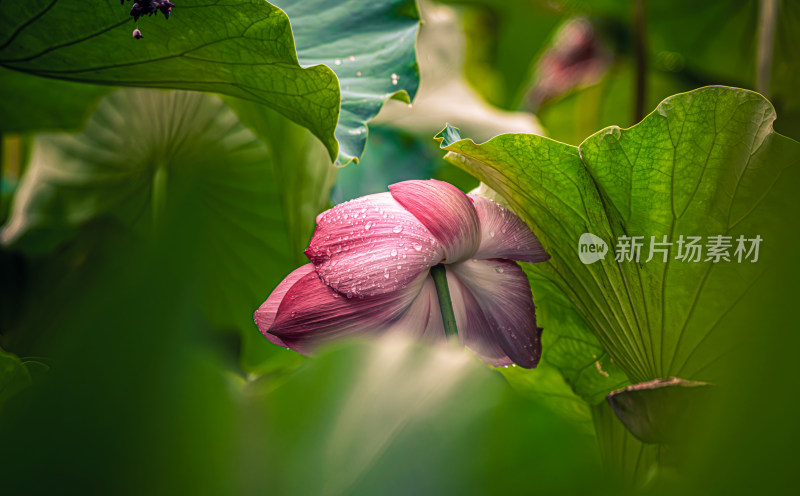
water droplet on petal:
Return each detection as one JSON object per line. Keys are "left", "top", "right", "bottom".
{"left": 495, "top": 267, "right": 504, "bottom": 273}
{"left": 365, "top": 221, "right": 372, "bottom": 231}
{"left": 392, "top": 225, "right": 403, "bottom": 233}
{"left": 391, "top": 248, "right": 398, "bottom": 257}
{"left": 413, "top": 243, "right": 422, "bottom": 251}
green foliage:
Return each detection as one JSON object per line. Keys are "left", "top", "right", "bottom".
{"left": 2, "top": 1, "right": 799, "bottom": 493}
{"left": 260, "top": 339, "right": 610, "bottom": 495}
{"left": 0, "top": 0, "right": 420, "bottom": 165}
{"left": 0, "top": 0, "right": 340, "bottom": 155}
{"left": 0, "top": 67, "right": 110, "bottom": 134}
{"left": 0, "top": 316, "right": 611, "bottom": 494}
{"left": 448, "top": 0, "right": 565, "bottom": 109}
{"left": 537, "top": 63, "right": 693, "bottom": 146}
{"left": 1, "top": 88, "right": 331, "bottom": 372}
{"left": 525, "top": 267, "right": 629, "bottom": 404}
{"left": 591, "top": 401, "right": 659, "bottom": 488}
{"left": 438, "top": 86, "right": 800, "bottom": 395}
{"left": 274, "top": 0, "right": 421, "bottom": 165}
{"left": 226, "top": 98, "right": 337, "bottom": 261}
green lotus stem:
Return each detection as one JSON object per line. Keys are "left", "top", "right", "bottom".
{"left": 152, "top": 162, "right": 168, "bottom": 227}
{"left": 430, "top": 264, "right": 459, "bottom": 340}
{"left": 756, "top": 0, "right": 776, "bottom": 97}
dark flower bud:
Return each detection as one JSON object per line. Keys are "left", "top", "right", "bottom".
{"left": 129, "top": 4, "right": 145, "bottom": 22}
{"left": 158, "top": 1, "right": 175, "bottom": 19}
{"left": 124, "top": 1, "right": 175, "bottom": 23}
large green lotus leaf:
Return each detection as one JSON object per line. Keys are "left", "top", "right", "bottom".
{"left": 0, "top": 89, "right": 330, "bottom": 372}
{"left": 274, "top": 0, "right": 420, "bottom": 165}
{"left": 497, "top": 359, "right": 595, "bottom": 431}
{"left": 0, "top": 0, "right": 340, "bottom": 160}
{"left": 438, "top": 87, "right": 800, "bottom": 398}
{"left": 524, "top": 266, "right": 630, "bottom": 404}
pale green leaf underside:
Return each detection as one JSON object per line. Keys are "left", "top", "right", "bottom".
{"left": 0, "top": 0, "right": 340, "bottom": 160}
{"left": 276, "top": 0, "right": 420, "bottom": 165}
{"left": 439, "top": 87, "right": 800, "bottom": 401}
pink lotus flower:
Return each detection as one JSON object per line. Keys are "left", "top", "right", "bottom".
{"left": 253, "top": 179, "right": 549, "bottom": 368}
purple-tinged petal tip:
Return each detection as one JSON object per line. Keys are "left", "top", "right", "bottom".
{"left": 447, "top": 259, "right": 541, "bottom": 368}
{"left": 469, "top": 195, "right": 549, "bottom": 262}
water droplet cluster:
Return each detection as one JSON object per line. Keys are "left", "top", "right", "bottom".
{"left": 306, "top": 194, "right": 444, "bottom": 297}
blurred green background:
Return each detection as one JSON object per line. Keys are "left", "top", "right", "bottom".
{"left": 2, "top": 1, "right": 800, "bottom": 495}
